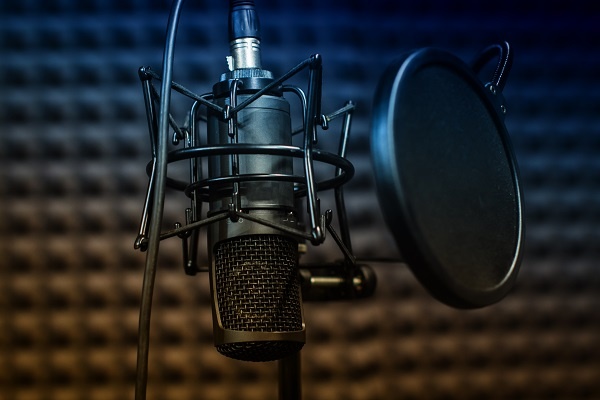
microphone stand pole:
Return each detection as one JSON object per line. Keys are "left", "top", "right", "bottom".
{"left": 278, "top": 351, "right": 301, "bottom": 400}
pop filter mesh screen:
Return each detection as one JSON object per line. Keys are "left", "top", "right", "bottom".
{"left": 1, "top": 1, "right": 599, "bottom": 399}
{"left": 393, "top": 64, "right": 518, "bottom": 290}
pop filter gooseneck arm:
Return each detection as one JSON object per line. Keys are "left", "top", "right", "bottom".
{"left": 135, "top": 0, "right": 184, "bottom": 399}
{"left": 471, "top": 41, "right": 512, "bottom": 92}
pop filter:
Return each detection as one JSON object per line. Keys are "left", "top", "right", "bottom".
{"left": 371, "top": 44, "right": 523, "bottom": 308}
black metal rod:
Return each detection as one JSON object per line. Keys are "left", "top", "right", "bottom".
{"left": 228, "top": 80, "right": 242, "bottom": 215}
{"left": 135, "top": 0, "right": 185, "bottom": 399}
{"left": 334, "top": 101, "right": 354, "bottom": 253}
{"left": 230, "top": 57, "right": 313, "bottom": 116}
{"left": 304, "top": 54, "right": 323, "bottom": 244}
{"left": 159, "top": 212, "right": 229, "bottom": 241}
{"left": 134, "top": 158, "right": 155, "bottom": 251}
{"left": 325, "top": 211, "right": 356, "bottom": 266}
{"left": 185, "top": 101, "right": 202, "bottom": 274}
{"left": 279, "top": 352, "right": 302, "bottom": 400}
{"left": 282, "top": 85, "right": 307, "bottom": 136}
{"left": 189, "top": 100, "right": 204, "bottom": 220}
{"left": 143, "top": 67, "right": 223, "bottom": 113}
{"left": 139, "top": 68, "right": 159, "bottom": 158}
{"left": 150, "top": 144, "right": 354, "bottom": 196}
{"left": 134, "top": 71, "right": 160, "bottom": 250}
{"left": 238, "top": 211, "right": 313, "bottom": 241}
{"left": 149, "top": 82, "right": 186, "bottom": 141}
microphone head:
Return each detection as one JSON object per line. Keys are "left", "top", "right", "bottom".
{"left": 211, "top": 234, "right": 304, "bottom": 362}
{"left": 371, "top": 47, "right": 523, "bottom": 308}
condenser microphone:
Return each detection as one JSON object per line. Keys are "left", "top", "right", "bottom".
{"left": 206, "top": 0, "right": 305, "bottom": 362}
{"left": 132, "top": 0, "right": 523, "bottom": 397}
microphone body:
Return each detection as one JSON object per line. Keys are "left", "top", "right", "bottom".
{"left": 133, "top": 5, "right": 363, "bottom": 399}
{"left": 206, "top": 76, "right": 305, "bottom": 362}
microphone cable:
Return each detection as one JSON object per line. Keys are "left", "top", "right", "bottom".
{"left": 134, "top": 0, "right": 185, "bottom": 399}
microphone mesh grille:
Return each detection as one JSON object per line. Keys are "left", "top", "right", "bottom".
{"left": 214, "top": 234, "right": 303, "bottom": 361}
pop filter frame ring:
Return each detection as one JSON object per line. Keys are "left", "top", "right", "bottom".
{"left": 371, "top": 47, "right": 523, "bottom": 309}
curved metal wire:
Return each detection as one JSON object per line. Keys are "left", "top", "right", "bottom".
{"left": 135, "top": 0, "right": 185, "bottom": 399}
{"left": 170, "top": 144, "right": 353, "bottom": 194}
{"left": 470, "top": 41, "right": 513, "bottom": 92}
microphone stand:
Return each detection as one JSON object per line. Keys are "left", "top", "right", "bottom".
{"left": 279, "top": 352, "right": 302, "bottom": 400}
